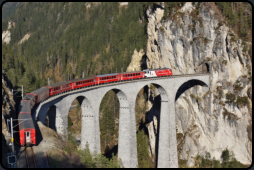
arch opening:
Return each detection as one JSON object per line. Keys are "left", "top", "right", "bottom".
{"left": 99, "top": 89, "right": 120, "bottom": 160}
{"left": 135, "top": 83, "right": 168, "bottom": 168}
{"left": 174, "top": 79, "right": 209, "bottom": 167}
{"left": 45, "top": 105, "right": 57, "bottom": 131}
{"left": 175, "top": 79, "right": 208, "bottom": 101}
{"left": 67, "top": 96, "right": 85, "bottom": 150}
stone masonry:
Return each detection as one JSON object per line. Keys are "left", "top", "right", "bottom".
{"left": 32, "top": 74, "right": 209, "bottom": 168}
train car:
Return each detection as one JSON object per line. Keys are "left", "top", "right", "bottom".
{"left": 22, "top": 94, "right": 36, "bottom": 110}
{"left": 47, "top": 81, "right": 72, "bottom": 96}
{"left": 94, "top": 73, "right": 120, "bottom": 84}
{"left": 71, "top": 76, "right": 96, "bottom": 89}
{"left": 121, "top": 71, "right": 144, "bottom": 81}
{"left": 27, "top": 86, "right": 50, "bottom": 104}
{"left": 18, "top": 101, "right": 36, "bottom": 146}
{"left": 144, "top": 68, "right": 172, "bottom": 78}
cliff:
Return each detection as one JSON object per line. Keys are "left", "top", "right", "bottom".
{"left": 144, "top": 2, "right": 252, "bottom": 167}
{"left": 2, "top": 70, "right": 16, "bottom": 167}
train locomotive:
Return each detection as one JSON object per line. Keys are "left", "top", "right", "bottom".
{"left": 18, "top": 68, "right": 172, "bottom": 146}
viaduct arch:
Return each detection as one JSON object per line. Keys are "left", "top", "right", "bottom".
{"left": 32, "top": 74, "right": 210, "bottom": 168}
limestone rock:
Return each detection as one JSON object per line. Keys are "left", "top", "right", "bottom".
{"left": 2, "top": 30, "right": 11, "bottom": 44}
{"left": 126, "top": 49, "right": 145, "bottom": 72}
{"left": 145, "top": 2, "right": 252, "bottom": 167}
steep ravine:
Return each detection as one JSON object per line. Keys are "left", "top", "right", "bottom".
{"left": 142, "top": 2, "right": 252, "bottom": 167}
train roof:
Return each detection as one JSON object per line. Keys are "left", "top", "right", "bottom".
{"left": 18, "top": 113, "right": 35, "bottom": 130}
{"left": 95, "top": 73, "right": 120, "bottom": 78}
{"left": 46, "top": 81, "right": 71, "bottom": 88}
{"left": 19, "top": 100, "right": 31, "bottom": 113}
{"left": 121, "top": 71, "right": 144, "bottom": 74}
{"left": 23, "top": 94, "right": 36, "bottom": 101}
{"left": 70, "top": 76, "right": 96, "bottom": 82}
{"left": 30, "top": 87, "right": 50, "bottom": 96}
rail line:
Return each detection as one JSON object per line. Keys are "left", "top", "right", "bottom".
{"left": 25, "top": 147, "right": 36, "bottom": 168}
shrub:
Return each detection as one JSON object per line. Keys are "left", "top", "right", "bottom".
{"left": 222, "top": 108, "right": 237, "bottom": 121}
{"left": 68, "top": 115, "right": 73, "bottom": 127}
{"left": 222, "top": 60, "right": 227, "bottom": 65}
{"left": 216, "top": 86, "right": 223, "bottom": 98}
{"left": 206, "top": 57, "right": 212, "bottom": 61}
{"left": 233, "top": 81, "right": 243, "bottom": 93}
{"left": 221, "top": 147, "right": 230, "bottom": 162}
{"left": 226, "top": 93, "right": 235, "bottom": 102}
{"left": 236, "top": 96, "right": 248, "bottom": 106}
{"left": 231, "top": 37, "right": 236, "bottom": 42}
{"left": 78, "top": 142, "right": 124, "bottom": 168}
{"left": 212, "top": 157, "right": 220, "bottom": 168}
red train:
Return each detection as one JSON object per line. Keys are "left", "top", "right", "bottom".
{"left": 18, "top": 68, "right": 172, "bottom": 146}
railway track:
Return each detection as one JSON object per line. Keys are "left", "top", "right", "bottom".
{"left": 18, "top": 146, "right": 50, "bottom": 168}
{"left": 25, "top": 147, "right": 36, "bottom": 168}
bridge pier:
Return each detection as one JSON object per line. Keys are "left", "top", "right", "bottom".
{"left": 81, "top": 98, "right": 97, "bottom": 153}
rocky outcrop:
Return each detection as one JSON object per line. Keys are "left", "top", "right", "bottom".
{"left": 18, "top": 33, "right": 31, "bottom": 45}
{"left": 2, "top": 30, "right": 11, "bottom": 44}
{"left": 2, "top": 70, "right": 16, "bottom": 168}
{"left": 126, "top": 49, "right": 145, "bottom": 72}
{"left": 2, "top": 20, "right": 14, "bottom": 44}
{"left": 145, "top": 2, "right": 252, "bottom": 167}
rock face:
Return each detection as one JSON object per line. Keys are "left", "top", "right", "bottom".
{"left": 145, "top": 2, "right": 252, "bottom": 167}
{"left": 2, "top": 70, "right": 16, "bottom": 168}
{"left": 18, "top": 33, "right": 32, "bottom": 45}
{"left": 2, "top": 20, "right": 14, "bottom": 44}
{"left": 2, "top": 30, "right": 11, "bottom": 44}
{"left": 126, "top": 49, "right": 145, "bottom": 72}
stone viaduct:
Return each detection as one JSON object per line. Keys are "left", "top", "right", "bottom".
{"left": 32, "top": 74, "right": 210, "bottom": 168}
